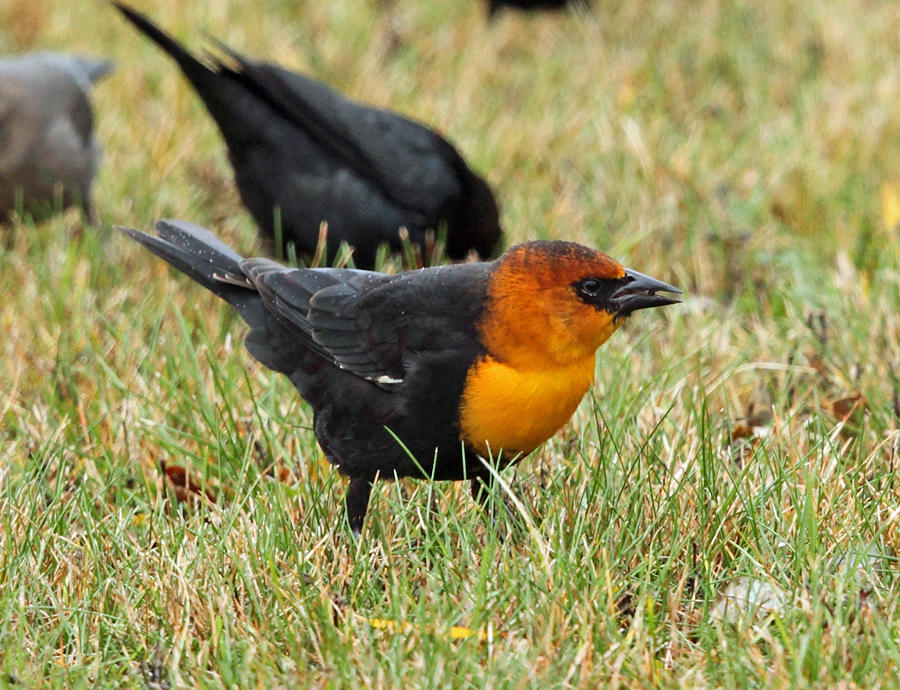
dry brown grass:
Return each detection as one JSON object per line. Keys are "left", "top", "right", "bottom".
{"left": 2, "top": 0, "right": 900, "bottom": 686}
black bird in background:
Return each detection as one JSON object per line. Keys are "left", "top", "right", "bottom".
{"left": 114, "top": 3, "right": 502, "bottom": 269}
{"left": 487, "top": 0, "right": 590, "bottom": 20}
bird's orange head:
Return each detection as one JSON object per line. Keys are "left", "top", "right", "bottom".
{"left": 478, "top": 240, "right": 680, "bottom": 369}
{"left": 460, "top": 240, "right": 680, "bottom": 458}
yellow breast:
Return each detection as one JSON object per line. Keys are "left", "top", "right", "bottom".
{"left": 458, "top": 354, "right": 596, "bottom": 459}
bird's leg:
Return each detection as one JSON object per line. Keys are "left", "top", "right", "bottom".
{"left": 81, "top": 195, "right": 98, "bottom": 226}
{"left": 346, "top": 477, "right": 373, "bottom": 537}
{"left": 471, "top": 474, "right": 509, "bottom": 540}
{"left": 470, "top": 475, "right": 495, "bottom": 512}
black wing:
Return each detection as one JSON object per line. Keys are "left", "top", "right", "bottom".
{"left": 240, "top": 259, "right": 395, "bottom": 373}
{"left": 243, "top": 260, "right": 493, "bottom": 385}
{"left": 120, "top": 219, "right": 491, "bottom": 387}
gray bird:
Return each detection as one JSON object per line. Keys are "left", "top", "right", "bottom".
{"left": 0, "top": 53, "right": 113, "bottom": 222}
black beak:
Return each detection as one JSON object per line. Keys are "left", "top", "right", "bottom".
{"left": 612, "top": 268, "right": 682, "bottom": 319}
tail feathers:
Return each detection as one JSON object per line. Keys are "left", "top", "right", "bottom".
{"left": 119, "top": 220, "right": 313, "bottom": 377}
{"left": 116, "top": 220, "right": 251, "bottom": 310}
{"left": 155, "top": 218, "right": 244, "bottom": 266}
{"left": 113, "top": 2, "right": 212, "bottom": 86}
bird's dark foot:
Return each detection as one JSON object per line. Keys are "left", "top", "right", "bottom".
{"left": 470, "top": 475, "right": 529, "bottom": 541}
{"left": 82, "top": 196, "right": 98, "bottom": 226}
{"left": 470, "top": 475, "right": 507, "bottom": 539}
{"left": 346, "top": 477, "right": 373, "bottom": 537}
{"left": 470, "top": 476, "right": 494, "bottom": 510}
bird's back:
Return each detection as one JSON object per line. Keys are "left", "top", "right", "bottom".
{"left": 115, "top": 3, "right": 502, "bottom": 267}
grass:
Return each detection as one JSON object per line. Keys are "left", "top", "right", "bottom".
{"left": 2, "top": 0, "right": 900, "bottom": 685}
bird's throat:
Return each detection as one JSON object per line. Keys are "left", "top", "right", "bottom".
{"left": 458, "top": 354, "right": 596, "bottom": 458}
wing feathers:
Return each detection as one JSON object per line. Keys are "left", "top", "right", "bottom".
{"left": 122, "top": 221, "right": 485, "bottom": 386}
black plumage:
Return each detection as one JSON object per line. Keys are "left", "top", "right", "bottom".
{"left": 120, "top": 220, "right": 681, "bottom": 532}
{"left": 120, "top": 219, "right": 491, "bottom": 532}
{"left": 115, "top": 3, "right": 502, "bottom": 269}
{"left": 487, "top": 0, "right": 590, "bottom": 19}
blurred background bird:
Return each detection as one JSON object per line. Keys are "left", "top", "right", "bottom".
{"left": 486, "top": 0, "right": 591, "bottom": 20}
{"left": 114, "top": 3, "right": 503, "bottom": 269}
{"left": 0, "top": 53, "right": 113, "bottom": 223}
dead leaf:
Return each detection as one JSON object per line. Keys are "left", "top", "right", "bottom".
{"left": 807, "top": 353, "right": 828, "bottom": 378}
{"left": 826, "top": 393, "right": 866, "bottom": 425}
{"left": 449, "top": 625, "right": 490, "bottom": 641}
{"left": 160, "top": 460, "right": 215, "bottom": 505}
{"left": 729, "top": 422, "right": 754, "bottom": 442}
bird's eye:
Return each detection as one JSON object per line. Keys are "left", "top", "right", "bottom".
{"left": 580, "top": 279, "right": 601, "bottom": 296}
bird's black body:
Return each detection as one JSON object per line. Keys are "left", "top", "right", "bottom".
{"left": 120, "top": 220, "right": 494, "bottom": 530}
{"left": 487, "top": 0, "right": 590, "bottom": 18}
{"left": 119, "top": 220, "right": 682, "bottom": 532}
{"left": 115, "top": 4, "right": 502, "bottom": 269}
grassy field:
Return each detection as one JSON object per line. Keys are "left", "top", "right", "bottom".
{"left": 2, "top": 0, "right": 900, "bottom": 686}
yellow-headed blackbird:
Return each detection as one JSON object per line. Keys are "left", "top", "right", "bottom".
{"left": 119, "top": 220, "right": 680, "bottom": 532}
{"left": 113, "top": 3, "right": 502, "bottom": 269}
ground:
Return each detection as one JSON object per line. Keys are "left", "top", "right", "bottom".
{"left": 1, "top": 0, "right": 899, "bottom": 686}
